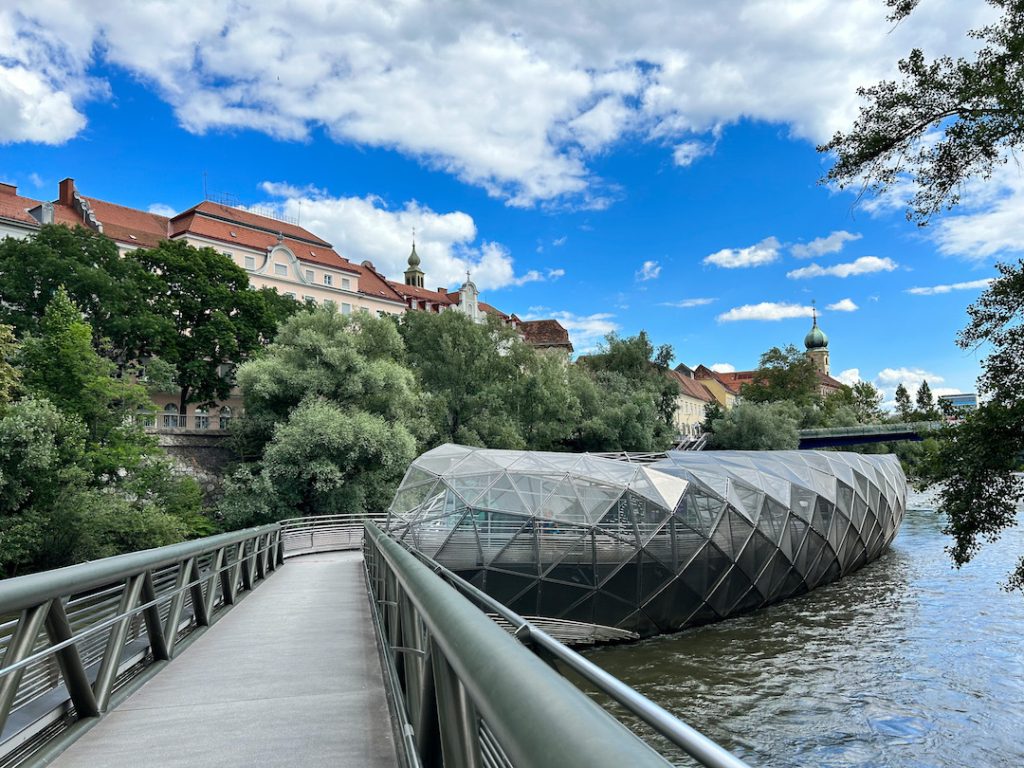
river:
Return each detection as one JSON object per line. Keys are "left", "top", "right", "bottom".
{"left": 585, "top": 490, "right": 1024, "bottom": 767}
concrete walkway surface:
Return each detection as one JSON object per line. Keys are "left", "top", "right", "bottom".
{"left": 49, "top": 551, "right": 398, "bottom": 768}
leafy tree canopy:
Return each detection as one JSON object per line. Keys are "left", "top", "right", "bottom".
{"left": 742, "top": 344, "right": 821, "bottom": 406}
{"left": 820, "top": 0, "right": 1024, "bottom": 224}
{"left": 919, "top": 259, "right": 1024, "bottom": 589}
{"left": 708, "top": 402, "right": 801, "bottom": 451}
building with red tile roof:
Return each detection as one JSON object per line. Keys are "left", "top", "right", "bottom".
{"left": 520, "top": 320, "right": 573, "bottom": 356}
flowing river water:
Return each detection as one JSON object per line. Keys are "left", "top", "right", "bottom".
{"left": 585, "top": 490, "right": 1024, "bottom": 767}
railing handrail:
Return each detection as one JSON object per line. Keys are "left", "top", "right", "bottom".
{"left": 412, "top": 550, "right": 750, "bottom": 768}
{"left": 0, "top": 524, "right": 279, "bottom": 615}
{"left": 365, "top": 520, "right": 674, "bottom": 768}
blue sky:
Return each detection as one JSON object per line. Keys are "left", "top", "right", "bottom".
{"left": 2, "top": 1, "right": 1017, "bottom": 405}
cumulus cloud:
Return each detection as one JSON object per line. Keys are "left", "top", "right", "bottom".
{"left": 636, "top": 260, "right": 661, "bottom": 281}
{"left": 836, "top": 368, "right": 861, "bottom": 386}
{"left": 0, "top": 2, "right": 993, "bottom": 204}
{"left": 256, "top": 182, "right": 557, "bottom": 291}
{"left": 906, "top": 278, "right": 993, "bottom": 295}
{"left": 874, "top": 366, "right": 946, "bottom": 408}
{"left": 148, "top": 203, "right": 177, "bottom": 217}
{"left": 716, "top": 302, "right": 813, "bottom": 322}
{"left": 523, "top": 309, "right": 618, "bottom": 353}
{"left": 710, "top": 363, "right": 735, "bottom": 373}
{"left": 791, "top": 230, "right": 862, "bottom": 259}
{"left": 704, "top": 237, "right": 780, "bottom": 269}
{"left": 787, "top": 256, "right": 897, "bottom": 279}
{"left": 826, "top": 298, "right": 858, "bottom": 312}
{"left": 661, "top": 297, "right": 716, "bottom": 308}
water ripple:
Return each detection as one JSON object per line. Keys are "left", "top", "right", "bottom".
{"left": 586, "top": 502, "right": 1024, "bottom": 767}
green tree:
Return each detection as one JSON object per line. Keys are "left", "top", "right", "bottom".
{"left": 742, "top": 345, "right": 821, "bottom": 406}
{"left": 915, "top": 379, "right": 937, "bottom": 419}
{"left": 223, "top": 308, "right": 421, "bottom": 525}
{"left": 0, "top": 225, "right": 172, "bottom": 362}
{"left": 131, "top": 240, "right": 300, "bottom": 414}
{"left": 920, "top": 259, "right": 1024, "bottom": 589}
{"left": 820, "top": 0, "right": 1024, "bottom": 224}
{"left": 0, "top": 325, "right": 19, "bottom": 406}
{"left": 851, "top": 380, "right": 885, "bottom": 423}
{"left": 707, "top": 402, "right": 801, "bottom": 451}
{"left": 894, "top": 383, "right": 914, "bottom": 421}
{"left": 400, "top": 310, "right": 529, "bottom": 448}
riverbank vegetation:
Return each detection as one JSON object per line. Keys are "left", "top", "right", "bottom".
{"left": 822, "top": 0, "right": 1024, "bottom": 587}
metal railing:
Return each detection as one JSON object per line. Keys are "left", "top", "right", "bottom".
{"left": 0, "top": 525, "right": 282, "bottom": 764}
{"left": 279, "top": 512, "right": 386, "bottom": 558}
{"left": 364, "top": 521, "right": 750, "bottom": 768}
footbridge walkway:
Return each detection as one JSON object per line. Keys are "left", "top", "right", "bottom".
{"left": 797, "top": 421, "right": 943, "bottom": 449}
{"left": 0, "top": 515, "right": 749, "bottom": 768}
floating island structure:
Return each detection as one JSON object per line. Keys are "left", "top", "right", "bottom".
{"left": 386, "top": 445, "right": 907, "bottom": 639}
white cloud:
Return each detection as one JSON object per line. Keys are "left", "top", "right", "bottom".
{"left": 257, "top": 182, "right": 557, "bottom": 291}
{"left": 933, "top": 164, "right": 1024, "bottom": 260}
{"left": 0, "top": 2, "right": 993, "bottom": 204}
{"left": 661, "top": 297, "right": 716, "bottom": 308}
{"left": 148, "top": 203, "right": 177, "bottom": 217}
{"left": 553, "top": 236, "right": 567, "bottom": 246}
{"left": 717, "top": 302, "right": 813, "bottom": 322}
{"left": 672, "top": 140, "right": 712, "bottom": 167}
{"left": 836, "top": 368, "right": 861, "bottom": 386}
{"left": 906, "top": 278, "right": 993, "bottom": 295}
{"left": 28, "top": 172, "right": 44, "bottom": 188}
{"left": 791, "top": 230, "right": 861, "bottom": 259}
{"left": 874, "top": 366, "right": 946, "bottom": 409}
{"left": 787, "top": 256, "right": 897, "bottom": 279}
{"left": 710, "top": 363, "right": 735, "bottom": 373}
{"left": 636, "top": 259, "right": 661, "bottom": 281}
{"left": 826, "top": 298, "right": 858, "bottom": 312}
{"left": 704, "top": 237, "right": 780, "bottom": 269}
{"left": 523, "top": 309, "right": 618, "bottom": 353}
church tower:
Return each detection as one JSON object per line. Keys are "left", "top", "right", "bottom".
{"left": 404, "top": 240, "right": 424, "bottom": 288}
{"left": 804, "top": 304, "right": 830, "bottom": 375}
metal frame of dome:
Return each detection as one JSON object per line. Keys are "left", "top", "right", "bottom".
{"left": 386, "top": 445, "right": 906, "bottom": 638}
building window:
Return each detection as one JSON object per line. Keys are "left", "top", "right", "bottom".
{"left": 341, "top": 277, "right": 350, "bottom": 290}
{"left": 341, "top": 303, "right": 352, "bottom": 315}
{"left": 305, "top": 269, "right": 314, "bottom": 282}
{"left": 244, "top": 255, "right": 255, "bottom": 270}
{"left": 219, "top": 406, "right": 232, "bottom": 431}
{"left": 285, "top": 292, "right": 296, "bottom": 299}
{"left": 323, "top": 300, "right": 336, "bottom": 311}
{"left": 162, "top": 403, "right": 179, "bottom": 429}
{"left": 303, "top": 295, "right": 316, "bottom": 304}
{"left": 274, "top": 263, "right": 288, "bottom": 276}
{"left": 323, "top": 274, "right": 333, "bottom": 287}
{"left": 194, "top": 407, "right": 209, "bottom": 430}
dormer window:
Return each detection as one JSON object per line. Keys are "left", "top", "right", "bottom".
{"left": 274, "top": 263, "right": 287, "bottom": 276}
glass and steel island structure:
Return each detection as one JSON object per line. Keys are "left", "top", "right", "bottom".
{"left": 386, "top": 445, "right": 907, "bottom": 638}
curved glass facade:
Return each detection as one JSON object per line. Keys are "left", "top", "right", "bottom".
{"left": 386, "top": 445, "right": 907, "bottom": 638}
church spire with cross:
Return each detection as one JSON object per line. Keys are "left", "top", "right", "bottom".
{"left": 804, "top": 300, "right": 830, "bottom": 375}
{"left": 403, "top": 228, "right": 424, "bottom": 288}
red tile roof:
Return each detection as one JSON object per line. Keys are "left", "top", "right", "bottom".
{"left": 666, "top": 370, "right": 715, "bottom": 402}
{"left": 174, "top": 200, "right": 332, "bottom": 247}
{"left": 353, "top": 262, "right": 407, "bottom": 305}
{"left": 387, "top": 281, "right": 456, "bottom": 305}
{"left": 520, "top": 319, "right": 572, "bottom": 350}
{"left": 82, "top": 197, "right": 169, "bottom": 248}
{"left": 0, "top": 185, "right": 42, "bottom": 226}
{"left": 170, "top": 209, "right": 360, "bottom": 274}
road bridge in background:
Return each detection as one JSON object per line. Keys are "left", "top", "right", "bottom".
{"left": 798, "top": 421, "right": 943, "bottom": 449}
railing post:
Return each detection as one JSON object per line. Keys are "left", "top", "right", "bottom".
{"left": 165, "top": 558, "right": 195, "bottom": 655}
{"left": 93, "top": 574, "right": 145, "bottom": 711}
{"left": 432, "top": 651, "right": 482, "bottom": 768}
{"left": 44, "top": 599, "right": 100, "bottom": 719}
{"left": 0, "top": 602, "right": 51, "bottom": 732}
{"left": 140, "top": 571, "right": 170, "bottom": 662}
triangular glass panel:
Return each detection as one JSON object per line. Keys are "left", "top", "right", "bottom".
{"left": 476, "top": 473, "right": 530, "bottom": 516}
